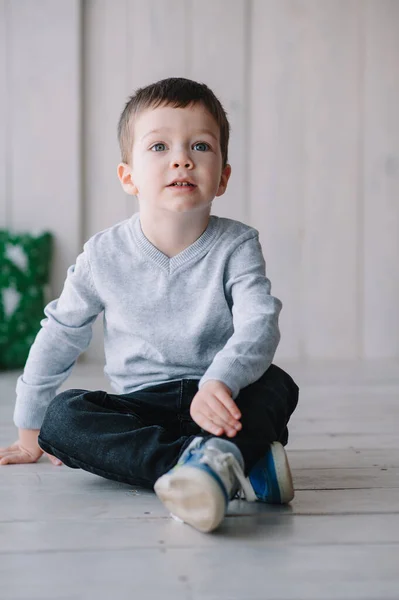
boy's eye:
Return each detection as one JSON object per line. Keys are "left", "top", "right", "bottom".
{"left": 150, "top": 143, "right": 167, "bottom": 152}
{"left": 193, "top": 142, "right": 209, "bottom": 152}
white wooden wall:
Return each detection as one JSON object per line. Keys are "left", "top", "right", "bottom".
{"left": 0, "top": 0, "right": 398, "bottom": 363}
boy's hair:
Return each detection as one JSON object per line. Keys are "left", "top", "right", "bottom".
{"left": 117, "top": 77, "right": 230, "bottom": 168}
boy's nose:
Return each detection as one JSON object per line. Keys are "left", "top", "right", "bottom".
{"left": 170, "top": 155, "right": 194, "bottom": 169}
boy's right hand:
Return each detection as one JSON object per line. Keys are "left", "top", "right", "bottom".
{"left": 190, "top": 380, "right": 242, "bottom": 438}
{"left": 0, "top": 428, "right": 62, "bottom": 466}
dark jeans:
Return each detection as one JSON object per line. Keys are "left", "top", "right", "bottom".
{"left": 38, "top": 364, "right": 299, "bottom": 489}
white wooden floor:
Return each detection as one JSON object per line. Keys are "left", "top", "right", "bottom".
{"left": 1, "top": 360, "right": 399, "bottom": 600}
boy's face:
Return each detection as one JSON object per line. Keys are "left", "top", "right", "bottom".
{"left": 118, "top": 103, "right": 231, "bottom": 216}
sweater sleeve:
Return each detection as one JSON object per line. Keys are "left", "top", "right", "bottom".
{"left": 198, "top": 234, "right": 282, "bottom": 400}
{"left": 13, "top": 246, "right": 104, "bottom": 429}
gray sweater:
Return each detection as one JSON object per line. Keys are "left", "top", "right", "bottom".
{"left": 14, "top": 212, "right": 282, "bottom": 429}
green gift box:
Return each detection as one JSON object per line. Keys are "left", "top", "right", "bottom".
{"left": 0, "top": 231, "right": 53, "bottom": 370}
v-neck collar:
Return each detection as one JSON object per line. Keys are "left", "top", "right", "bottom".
{"left": 130, "top": 212, "right": 220, "bottom": 273}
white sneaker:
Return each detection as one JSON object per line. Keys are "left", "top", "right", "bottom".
{"left": 154, "top": 437, "right": 255, "bottom": 533}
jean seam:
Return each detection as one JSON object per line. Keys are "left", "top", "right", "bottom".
{"left": 178, "top": 379, "right": 184, "bottom": 412}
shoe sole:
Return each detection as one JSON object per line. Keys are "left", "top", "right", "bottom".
{"left": 154, "top": 466, "right": 226, "bottom": 533}
{"left": 270, "top": 442, "right": 295, "bottom": 503}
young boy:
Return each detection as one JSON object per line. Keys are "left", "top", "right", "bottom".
{"left": 0, "top": 77, "right": 299, "bottom": 533}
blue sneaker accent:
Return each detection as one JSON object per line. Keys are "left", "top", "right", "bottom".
{"left": 173, "top": 439, "right": 229, "bottom": 505}
{"left": 248, "top": 442, "right": 294, "bottom": 504}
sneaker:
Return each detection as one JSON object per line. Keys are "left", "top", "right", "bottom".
{"left": 247, "top": 441, "right": 294, "bottom": 504}
{"left": 154, "top": 437, "right": 255, "bottom": 533}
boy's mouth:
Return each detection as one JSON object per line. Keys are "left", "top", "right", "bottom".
{"left": 168, "top": 179, "right": 196, "bottom": 187}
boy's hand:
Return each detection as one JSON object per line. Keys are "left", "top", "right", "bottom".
{"left": 190, "top": 380, "right": 242, "bottom": 438}
{"left": 0, "top": 428, "right": 62, "bottom": 466}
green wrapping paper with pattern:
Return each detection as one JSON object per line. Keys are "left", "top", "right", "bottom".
{"left": 0, "top": 231, "right": 53, "bottom": 370}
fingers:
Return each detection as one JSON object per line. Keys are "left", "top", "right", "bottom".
{"left": 46, "top": 453, "right": 63, "bottom": 466}
{"left": 0, "top": 443, "right": 22, "bottom": 464}
{"left": 0, "top": 449, "right": 62, "bottom": 466}
{"left": 195, "top": 411, "right": 240, "bottom": 437}
{"left": 206, "top": 394, "right": 242, "bottom": 437}
{"left": 194, "top": 403, "right": 242, "bottom": 438}
{"left": 0, "top": 452, "right": 34, "bottom": 465}
{"left": 206, "top": 395, "right": 242, "bottom": 431}
{"left": 194, "top": 413, "right": 225, "bottom": 436}
{"left": 214, "top": 391, "right": 241, "bottom": 421}
{"left": 191, "top": 388, "right": 243, "bottom": 437}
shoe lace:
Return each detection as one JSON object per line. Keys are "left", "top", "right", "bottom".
{"left": 194, "top": 445, "right": 257, "bottom": 502}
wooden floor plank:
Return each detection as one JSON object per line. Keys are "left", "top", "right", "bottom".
{"left": 2, "top": 513, "right": 399, "bottom": 554}
{"left": 1, "top": 545, "right": 398, "bottom": 600}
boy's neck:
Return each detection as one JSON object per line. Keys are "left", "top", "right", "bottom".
{"left": 138, "top": 209, "right": 212, "bottom": 258}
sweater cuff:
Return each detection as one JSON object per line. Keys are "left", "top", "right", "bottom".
{"left": 13, "top": 376, "right": 55, "bottom": 430}
{"left": 198, "top": 359, "right": 247, "bottom": 400}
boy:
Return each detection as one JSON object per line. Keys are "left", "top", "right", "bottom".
{"left": 0, "top": 77, "right": 299, "bottom": 533}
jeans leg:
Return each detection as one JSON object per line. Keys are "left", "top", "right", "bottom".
{"left": 38, "top": 383, "right": 198, "bottom": 488}
{"left": 216, "top": 364, "right": 299, "bottom": 473}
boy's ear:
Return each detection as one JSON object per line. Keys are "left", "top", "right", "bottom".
{"left": 215, "top": 164, "right": 232, "bottom": 197}
{"left": 117, "top": 163, "right": 139, "bottom": 195}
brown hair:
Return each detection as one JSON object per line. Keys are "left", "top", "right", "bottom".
{"left": 117, "top": 77, "right": 230, "bottom": 167}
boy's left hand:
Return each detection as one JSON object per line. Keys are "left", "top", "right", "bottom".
{"left": 190, "top": 380, "right": 242, "bottom": 438}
